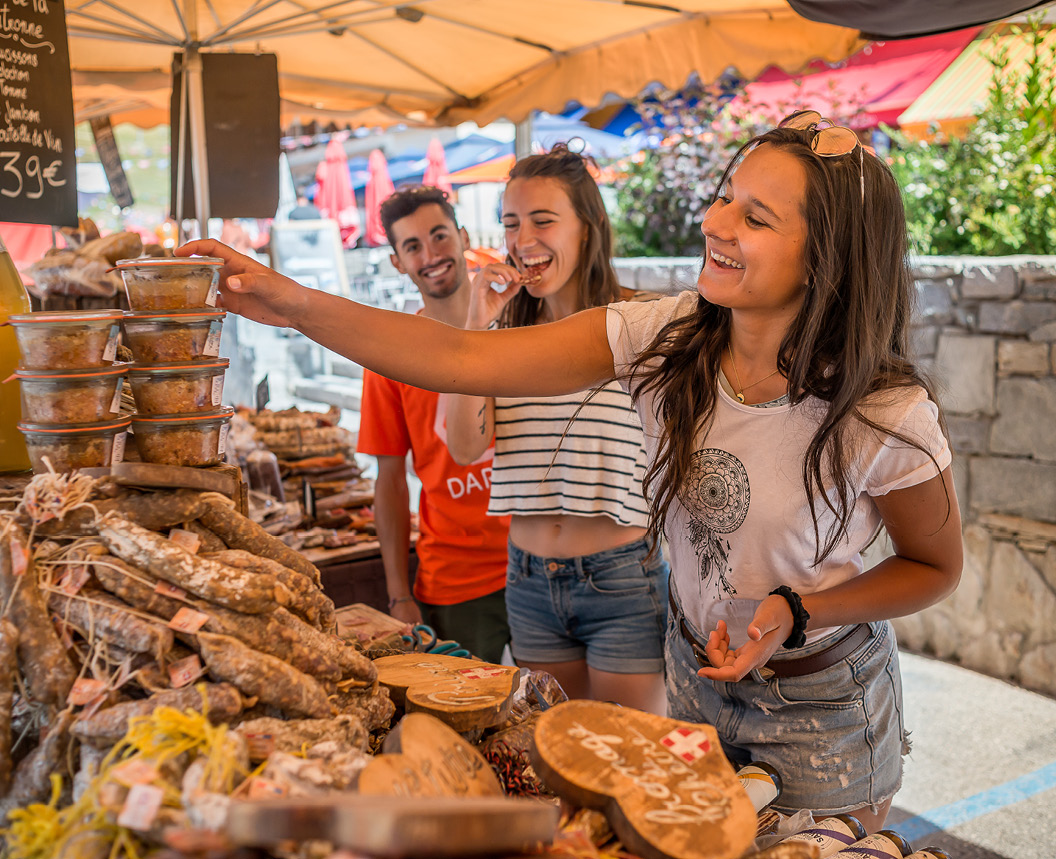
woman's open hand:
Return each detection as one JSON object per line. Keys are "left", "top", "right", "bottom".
{"left": 696, "top": 595, "right": 795, "bottom": 682}
{"left": 176, "top": 240, "right": 309, "bottom": 329}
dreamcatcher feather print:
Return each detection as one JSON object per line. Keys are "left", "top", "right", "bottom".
{"left": 678, "top": 449, "right": 749, "bottom": 599}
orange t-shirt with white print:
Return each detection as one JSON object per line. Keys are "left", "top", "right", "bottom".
{"left": 356, "top": 368, "right": 510, "bottom": 606}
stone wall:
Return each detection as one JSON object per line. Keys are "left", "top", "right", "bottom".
{"left": 613, "top": 254, "right": 1056, "bottom": 697}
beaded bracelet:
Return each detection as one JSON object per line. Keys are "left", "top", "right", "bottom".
{"left": 769, "top": 586, "right": 810, "bottom": 649}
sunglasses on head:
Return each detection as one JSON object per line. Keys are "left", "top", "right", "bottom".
{"left": 779, "top": 110, "right": 864, "bottom": 202}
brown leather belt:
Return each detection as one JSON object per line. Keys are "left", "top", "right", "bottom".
{"left": 669, "top": 587, "right": 872, "bottom": 679}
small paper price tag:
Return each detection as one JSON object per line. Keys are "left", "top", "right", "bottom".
{"left": 110, "top": 431, "right": 127, "bottom": 464}
{"left": 168, "top": 529, "right": 201, "bottom": 554}
{"left": 168, "top": 653, "right": 204, "bottom": 688}
{"left": 204, "top": 321, "right": 222, "bottom": 356}
{"left": 217, "top": 422, "right": 230, "bottom": 457}
{"left": 9, "top": 536, "right": 27, "bottom": 577}
{"left": 117, "top": 783, "right": 164, "bottom": 831}
{"left": 167, "top": 606, "right": 210, "bottom": 634}
{"left": 206, "top": 279, "right": 219, "bottom": 307}
{"left": 102, "top": 325, "right": 120, "bottom": 361}
{"left": 110, "top": 379, "right": 124, "bottom": 414}
{"left": 68, "top": 677, "right": 108, "bottom": 706}
{"left": 57, "top": 564, "right": 91, "bottom": 596}
{"left": 112, "top": 759, "right": 160, "bottom": 787}
{"left": 247, "top": 777, "right": 287, "bottom": 800}
{"left": 243, "top": 733, "right": 275, "bottom": 759}
{"left": 154, "top": 580, "right": 188, "bottom": 600}
{"left": 210, "top": 374, "right": 224, "bottom": 406}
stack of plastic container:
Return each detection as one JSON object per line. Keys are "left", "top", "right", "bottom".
{"left": 9, "top": 309, "right": 130, "bottom": 472}
{"left": 114, "top": 257, "right": 234, "bottom": 468}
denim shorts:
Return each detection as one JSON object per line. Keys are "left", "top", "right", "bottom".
{"left": 666, "top": 587, "right": 908, "bottom": 815}
{"left": 505, "top": 537, "right": 669, "bottom": 673}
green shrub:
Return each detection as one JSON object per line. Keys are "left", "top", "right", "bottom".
{"left": 887, "top": 19, "right": 1056, "bottom": 256}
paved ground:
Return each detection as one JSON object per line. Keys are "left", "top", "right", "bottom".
{"left": 246, "top": 324, "right": 1056, "bottom": 859}
{"left": 892, "top": 651, "right": 1056, "bottom": 858}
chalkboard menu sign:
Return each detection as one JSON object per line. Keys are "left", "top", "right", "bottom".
{"left": 0, "top": 0, "right": 78, "bottom": 226}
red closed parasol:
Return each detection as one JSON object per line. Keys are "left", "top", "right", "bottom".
{"left": 422, "top": 137, "right": 453, "bottom": 197}
{"left": 314, "top": 137, "right": 362, "bottom": 248}
{"left": 365, "top": 149, "right": 396, "bottom": 248}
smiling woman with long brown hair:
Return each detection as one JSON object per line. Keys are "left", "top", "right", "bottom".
{"left": 441, "top": 147, "right": 668, "bottom": 715}
{"left": 179, "top": 111, "right": 962, "bottom": 828}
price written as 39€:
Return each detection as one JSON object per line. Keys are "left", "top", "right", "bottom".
{"left": 0, "top": 0, "right": 72, "bottom": 209}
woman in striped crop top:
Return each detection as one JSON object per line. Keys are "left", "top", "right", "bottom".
{"left": 443, "top": 147, "right": 669, "bottom": 714}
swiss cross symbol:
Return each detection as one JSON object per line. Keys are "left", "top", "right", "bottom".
{"left": 660, "top": 727, "right": 712, "bottom": 763}
{"left": 458, "top": 667, "right": 507, "bottom": 680}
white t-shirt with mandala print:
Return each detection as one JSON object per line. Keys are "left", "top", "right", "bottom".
{"left": 606, "top": 290, "right": 952, "bottom": 645}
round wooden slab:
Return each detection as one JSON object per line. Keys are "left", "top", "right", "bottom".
{"left": 373, "top": 653, "right": 520, "bottom": 732}
{"left": 531, "top": 700, "right": 756, "bottom": 859}
{"left": 358, "top": 712, "right": 504, "bottom": 798}
{"left": 226, "top": 795, "right": 559, "bottom": 856}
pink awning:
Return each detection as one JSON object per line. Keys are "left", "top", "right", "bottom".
{"left": 741, "top": 27, "right": 982, "bottom": 128}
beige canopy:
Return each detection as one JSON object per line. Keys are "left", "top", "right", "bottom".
{"left": 67, "top": 1, "right": 863, "bottom": 129}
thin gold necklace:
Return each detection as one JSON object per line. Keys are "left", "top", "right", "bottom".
{"left": 727, "top": 342, "right": 782, "bottom": 403}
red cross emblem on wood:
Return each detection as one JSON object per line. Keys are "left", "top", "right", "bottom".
{"left": 659, "top": 727, "right": 712, "bottom": 762}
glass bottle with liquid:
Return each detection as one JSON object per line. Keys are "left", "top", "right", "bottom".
{"left": 0, "top": 233, "right": 32, "bottom": 473}
{"left": 736, "top": 761, "right": 783, "bottom": 812}
{"left": 780, "top": 814, "right": 869, "bottom": 857}
{"left": 832, "top": 829, "right": 913, "bottom": 858}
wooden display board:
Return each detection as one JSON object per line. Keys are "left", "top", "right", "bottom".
{"left": 358, "top": 712, "right": 504, "bottom": 798}
{"left": 531, "top": 700, "right": 757, "bottom": 859}
{"left": 373, "top": 653, "right": 519, "bottom": 732}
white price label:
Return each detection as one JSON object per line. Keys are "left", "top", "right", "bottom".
{"left": 210, "top": 374, "right": 224, "bottom": 406}
{"left": 217, "top": 422, "right": 230, "bottom": 457}
{"left": 203, "top": 321, "right": 222, "bottom": 356}
{"left": 168, "top": 653, "right": 204, "bottom": 688}
{"left": 117, "top": 783, "right": 164, "bottom": 831}
{"left": 110, "top": 431, "right": 126, "bottom": 464}
{"left": 206, "top": 279, "right": 219, "bottom": 306}
{"left": 102, "top": 325, "right": 120, "bottom": 361}
{"left": 110, "top": 379, "right": 124, "bottom": 414}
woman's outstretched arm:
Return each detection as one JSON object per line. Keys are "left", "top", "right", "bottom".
{"left": 177, "top": 240, "right": 616, "bottom": 398}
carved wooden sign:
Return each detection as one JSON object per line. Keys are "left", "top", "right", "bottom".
{"left": 531, "top": 701, "right": 756, "bottom": 859}
{"left": 358, "top": 712, "right": 503, "bottom": 798}
{"left": 372, "top": 653, "right": 519, "bottom": 732}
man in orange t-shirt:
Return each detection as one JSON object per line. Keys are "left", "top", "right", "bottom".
{"left": 356, "top": 187, "right": 511, "bottom": 663}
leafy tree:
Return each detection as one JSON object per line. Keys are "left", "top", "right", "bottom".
{"left": 887, "top": 18, "right": 1056, "bottom": 255}
{"left": 612, "top": 74, "right": 865, "bottom": 257}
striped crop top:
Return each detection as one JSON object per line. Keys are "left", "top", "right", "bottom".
{"left": 486, "top": 380, "right": 651, "bottom": 527}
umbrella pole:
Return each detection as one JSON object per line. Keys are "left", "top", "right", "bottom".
{"left": 185, "top": 0, "right": 211, "bottom": 238}
{"left": 514, "top": 115, "right": 533, "bottom": 160}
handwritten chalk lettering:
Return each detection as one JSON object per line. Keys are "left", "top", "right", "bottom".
{"left": 569, "top": 723, "right": 625, "bottom": 763}
{"left": 426, "top": 690, "right": 499, "bottom": 706}
{"left": 0, "top": 7, "right": 49, "bottom": 48}
{"left": 0, "top": 151, "right": 66, "bottom": 198}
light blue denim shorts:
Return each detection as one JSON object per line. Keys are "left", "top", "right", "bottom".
{"left": 666, "top": 587, "right": 908, "bottom": 815}
{"left": 505, "top": 537, "right": 669, "bottom": 673}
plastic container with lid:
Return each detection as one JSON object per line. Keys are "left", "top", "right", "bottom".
{"left": 127, "top": 358, "right": 228, "bottom": 415}
{"left": 113, "top": 256, "right": 224, "bottom": 311}
{"left": 18, "top": 417, "right": 130, "bottom": 473}
{"left": 8, "top": 309, "right": 122, "bottom": 370}
{"left": 122, "top": 308, "right": 226, "bottom": 363}
{"left": 130, "top": 407, "right": 234, "bottom": 467}
{"left": 13, "top": 365, "right": 126, "bottom": 424}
